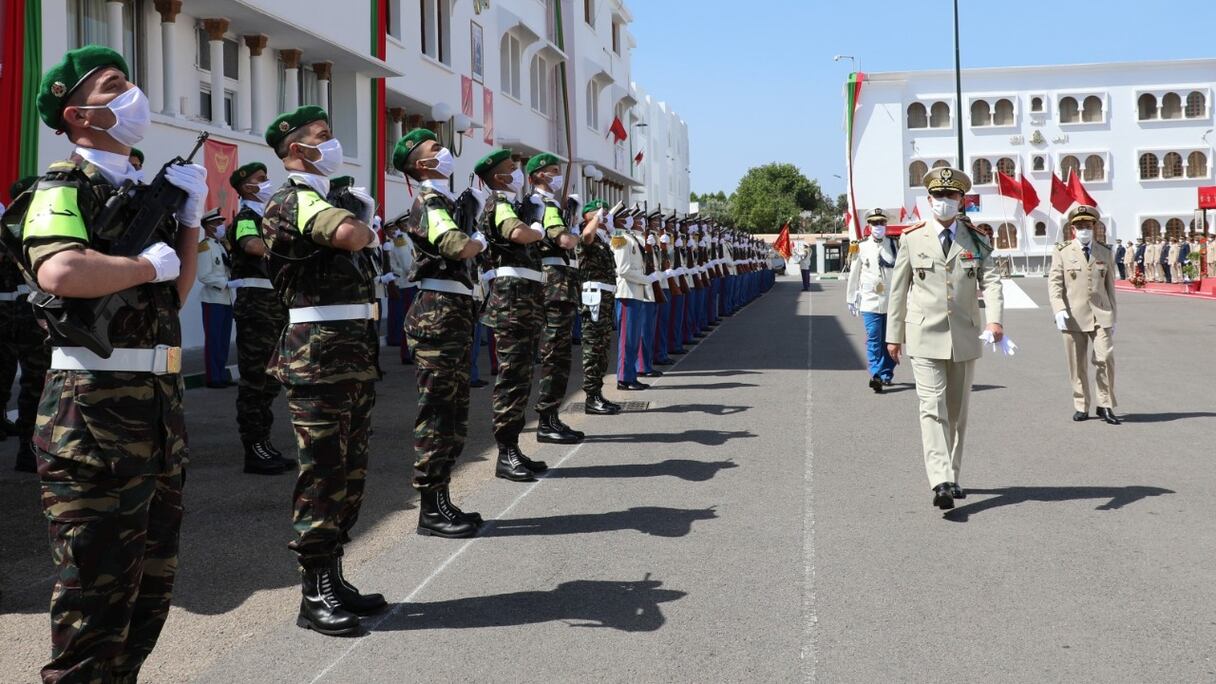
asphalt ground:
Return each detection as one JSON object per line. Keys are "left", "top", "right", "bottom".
{"left": 3, "top": 274, "right": 1216, "bottom": 682}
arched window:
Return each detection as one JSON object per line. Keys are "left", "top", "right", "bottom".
{"left": 993, "top": 99, "right": 1015, "bottom": 126}
{"left": 1187, "top": 151, "right": 1208, "bottom": 178}
{"left": 932, "top": 159, "right": 951, "bottom": 169}
{"left": 908, "top": 160, "right": 928, "bottom": 188}
{"left": 530, "top": 54, "right": 554, "bottom": 116}
{"left": 1059, "top": 96, "right": 1079, "bottom": 123}
{"left": 585, "top": 80, "right": 600, "bottom": 130}
{"left": 1166, "top": 218, "right": 1185, "bottom": 240}
{"left": 1083, "top": 155, "right": 1105, "bottom": 182}
{"left": 996, "top": 157, "right": 1016, "bottom": 177}
{"left": 1161, "top": 92, "right": 1182, "bottom": 120}
{"left": 1030, "top": 96, "right": 1044, "bottom": 113}
{"left": 1185, "top": 91, "right": 1206, "bottom": 118}
{"left": 1162, "top": 152, "right": 1184, "bottom": 179}
{"left": 996, "top": 223, "right": 1018, "bottom": 250}
{"left": 1082, "top": 96, "right": 1103, "bottom": 122}
{"left": 1141, "top": 219, "right": 1160, "bottom": 238}
{"left": 1138, "top": 93, "right": 1158, "bottom": 120}
{"left": 499, "top": 34, "right": 522, "bottom": 100}
{"left": 1034, "top": 221, "right": 1047, "bottom": 237}
{"left": 976, "top": 223, "right": 994, "bottom": 237}
{"left": 1060, "top": 155, "right": 1081, "bottom": 181}
{"left": 907, "top": 102, "right": 928, "bottom": 129}
{"left": 1032, "top": 155, "right": 1046, "bottom": 172}
{"left": 970, "top": 100, "right": 991, "bottom": 127}
{"left": 1139, "top": 153, "right": 1159, "bottom": 180}
{"left": 972, "top": 158, "right": 993, "bottom": 185}
{"left": 1095, "top": 220, "right": 1108, "bottom": 245}
{"left": 929, "top": 102, "right": 950, "bottom": 128}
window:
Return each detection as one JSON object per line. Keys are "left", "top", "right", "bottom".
{"left": 1032, "top": 155, "right": 1046, "bottom": 172}
{"left": 1186, "top": 91, "right": 1206, "bottom": 118}
{"left": 993, "top": 99, "right": 1015, "bottom": 126}
{"left": 1139, "top": 153, "right": 1159, "bottom": 180}
{"left": 1082, "top": 96, "right": 1103, "bottom": 122}
{"left": 300, "top": 66, "right": 322, "bottom": 108}
{"left": 1166, "top": 218, "right": 1185, "bottom": 240}
{"left": 1187, "top": 151, "right": 1208, "bottom": 178}
{"left": 530, "top": 54, "right": 552, "bottom": 116}
{"left": 1141, "top": 219, "right": 1161, "bottom": 238}
{"left": 1138, "top": 93, "right": 1158, "bottom": 120}
{"left": 1161, "top": 92, "right": 1182, "bottom": 120}
{"left": 584, "top": 0, "right": 596, "bottom": 27}
{"left": 1059, "top": 97, "right": 1079, "bottom": 123}
{"left": 931, "top": 159, "right": 951, "bottom": 169}
{"left": 929, "top": 102, "right": 950, "bottom": 128}
{"left": 1060, "top": 155, "right": 1080, "bottom": 181}
{"left": 908, "top": 160, "right": 928, "bottom": 188}
{"left": 976, "top": 223, "right": 994, "bottom": 237}
{"left": 996, "top": 223, "right": 1018, "bottom": 250}
{"left": 500, "top": 34, "right": 521, "bottom": 99}
{"left": 199, "top": 87, "right": 235, "bottom": 125}
{"left": 1034, "top": 221, "right": 1047, "bottom": 237}
{"left": 972, "top": 159, "right": 993, "bottom": 185}
{"left": 612, "top": 21, "right": 621, "bottom": 54}
{"left": 970, "top": 100, "right": 991, "bottom": 127}
{"left": 906, "top": 102, "right": 927, "bottom": 129}
{"left": 387, "top": 0, "right": 402, "bottom": 39}
{"left": 196, "top": 28, "right": 239, "bottom": 80}
{"left": 1162, "top": 152, "right": 1184, "bottom": 179}
{"left": 420, "top": 0, "right": 450, "bottom": 64}
{"left": 68, "top": 0, "right": 145, "bottom": 87}
{"left": 996, "top": 157, "right": 1016, "bottom": 178}
{"left": 1083, "top": 155, "right": 1105, "bottom": 182}
{"left": 1030, "top": 96, "right": 1044, "bottom": 113}
{"left": 585, "top": 81, "right": 600, "bottom": 130}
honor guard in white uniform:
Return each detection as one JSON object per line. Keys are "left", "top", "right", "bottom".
{"left": 845, "top": 208, "right": 898, "bottom": 392}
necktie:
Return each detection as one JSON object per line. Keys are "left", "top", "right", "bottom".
{"left": 1083, "top": 245, "right": 1091, "bottom": 262}
{"left": 941, "top": 229, "right": 953, "bottom": 258}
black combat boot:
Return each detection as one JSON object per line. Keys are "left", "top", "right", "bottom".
{"left": 244, "top": 442, "right": 287, "bottom": 475}
{"left": 0, "top": 416, "right": 15, "bottom": 439}
{"left": 329, "top": 556, "right": 387, "bottom": 616}
{"left": 584, "top": 392, "right": 621, "bottom": 416}
{"left": 297, "top": 565, "right": 361, "bottom": 636}
{"left": 417, "top": 487, "right": 480, "bottom": 538}
{"left": 14, "top": 440, "right": 36, "bottom": 473}
{"left": 536, "top": 411, "right": 584, "bottom": 444}
{"left": 495, "top": 445, "right": 536, "bottom": 482}
{"left": 264, "top": 440, "right": 296, "bottom": 467}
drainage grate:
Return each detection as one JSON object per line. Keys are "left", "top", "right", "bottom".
{"left": 567, "top": 401, "right": 651, "bottom": 413}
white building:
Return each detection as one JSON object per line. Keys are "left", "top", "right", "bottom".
{"left": 32, "top": 0, "right": 689, "bottom": 348}
{"left": 848, "top": 58, "right": 1215, "bottom": 271}
{"left": 632, "top": 83, "right": 691, "bottom": 213}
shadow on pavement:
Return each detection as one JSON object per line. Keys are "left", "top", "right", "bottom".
{"left": 657, "top": 370, "right": 761, "bottom": 378}
{"left": 372, "top": 576, "right": 687, "bottom": 633}
{"left": 581, "top": 430, "right": 755, "bottom": 446}
{"left": 808, "top": 315, "right": 866, "bottom": 371}
{"left": 971, "top": 384, "right": 1006, "bottom": 392}
{"left": 546, "top": 459, "right": 738, "bottom": 482}
{"left": 480, "top": 506, "right": 718, "bottom": 538}
{"left": 646, "top": 382, "right": 757, "bottom": 391}
{"left": 944, "top": 485, "right": 1175, "bottom": 522}
{"left": 1119, "top": 412, "right": 1216, "bottom": 423}
{"left": 644, "top": 403, "right": 750, "bottom": 416}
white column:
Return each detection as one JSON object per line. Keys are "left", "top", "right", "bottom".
{"left": 244, "top": 35, "right": 269, "bottom": 131}
{"left": 313, "top": 62, "right": 333, "bottom": 113}
{"left": 153, "top": 2, "right": 182, "bottom": 115}
{"left": 106, "top": 1, "right": 124, "bottom": 51}
{"left": 203, "top": 19, "right": 231, "bottom": 128}
{"left": 280, "top": 50, "right": 302, "bottom": 111}
{"left": 236, "top": 44, "right": 252, "bottom": 132}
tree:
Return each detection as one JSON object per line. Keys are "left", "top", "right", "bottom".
{"left": 697, "top": 196, "right": 732, "bottom": 224}
{"left": 729, "top": 163, "right": 821, "bottom": 233}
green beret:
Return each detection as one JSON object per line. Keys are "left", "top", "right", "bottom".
{"left": 229, "top": 162, "right": 267, "bottom": 190}
{"left": 9, "top": 176, "right": 38, "bottom": 199}
{"left": 265, "top": 105, "right": 329, "bottom": 150}
{"left": 474, "top": 149, "right": 512, "bottom": 178}
{"left": 38, "top": 45, "right": 130, "bottom": 131}
{"left": 392, "top": 128, "right": 438, "bottom": 172}
{"left": 582, "top": 199, "right": 608, "bottom": 216}
{"left": 129, "top": 147, "right": 144, "bottom": 163}
{"left": 525, "top": 153, "right": 561, "bottom": 176}
{"left": 330, "top": 175, "right": 355, "bottom": 190}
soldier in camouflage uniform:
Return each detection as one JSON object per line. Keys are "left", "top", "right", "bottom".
{"left": 396, "top": 128, "right": 489, "bottom": 537}
{"left": 228, "top": 161, "right": 293, "bottom": 475}
{"left": 261, "top": 105, "right": 386, "bottom": 636}
{"left": 474, "top": 148, "right": 550, "bottom": 482}
{"left": 525, "top": 153, "right": 586, "bottom": 443}
{"left": 6, "top": 46, "right": 210, "bottom": 683}
{"left": 576, "top": 199, "right": 623, "bottom": 415}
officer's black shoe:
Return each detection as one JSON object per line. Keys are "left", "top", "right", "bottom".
{"left": 14, "top": 440, "right": 37, "bottom": 473}
{"left": 882, "top": 378, "right": 893, "bottom": 386}
{"left": 495, "top": 446, "right": 536, "bottom": 483}
{"left": 616, "top": 381, "right": 649, "bottom": 391}
{"left": 869, "top": 376, "right": 883, "bottom": 393}
{"left": 669, "top": 349, "right": 688, "bottom": 355}
{"left": 536, "top": 412, "right": 583, "bottom": 444}
{"left": 0, "top": 416, "right": 16, "bottom": 438}
{"left": 932, "top": 483, "right": 954, "bottom": 510}
{"left": 265, "top": 441, "right": 296, "bottom": 467}
{"left": 516, "top": 448, "right": 548, "bottom": 473}
{"left": 602, "top": 397, "right": 623, "bottom": 412}
{"left": 585, "top": 393, "right": 621, "bottom": 415}
{"left": 417, "top": 487, "right": 481, "bottom": 537}
{"left": 551, "top": 414, "right": 584, "bottom": 440}
{"left": 1096, "top": 407, "right": 1122, "bottom": 425}
{"left": 297, "top": 567, "right": 361, "bottom": 636}
{"left": 950, "top": 483, "right": 966, "bottom": 499}
{"left": 640, "top": 370, "right": 664, "bottom": 378}
{"left": 244, "top": 442, "right": 288, "bottom": 475}
{"left": 654, "top": 359, "right": 673, "bottom": 366}
{"left": 1072, "top": 411, "right": 1088, "bottom": 422}
{"left": 330, "top": 557, "right": 387, "bottom": 616}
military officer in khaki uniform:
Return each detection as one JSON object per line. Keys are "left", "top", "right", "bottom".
{"left": 1049, "top": 205, "right": 1119, "bottom": 425}
{"left": 886, "top": 167, "right": 1005, "bottom": 511}
{"left": 1147, "top": 237, "right": 1162, "bottom": 282}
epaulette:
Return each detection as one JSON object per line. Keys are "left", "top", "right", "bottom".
{"left": 198, "top": 241, "right": 211, "bottom": 253}
{"left": 47, "top": 160, "right": 78, "bottom": 173}
{"left": 965, "top": 221, "right": 993, "bottom": 239}
{"left": 903, "top": 221, "right": 926, "bottom": 233}
{"left": 1055, "top": 240, "right": 1070, "bottom": 250}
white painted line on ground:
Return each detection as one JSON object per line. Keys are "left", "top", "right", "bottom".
{"left": 1001, "top": 279, "right": 1039, "bottom": 309}
{"left": 801, "top": 286, "right": 817, "bottom": 683}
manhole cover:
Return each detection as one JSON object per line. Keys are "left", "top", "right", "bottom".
{"left": 567, "top": 401, "right": 651, "bottom": 413}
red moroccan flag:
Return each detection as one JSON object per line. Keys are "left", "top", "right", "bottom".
{"left": 911, "top": 205, "right": 920, "bottom": 220}
{"left": 607, "top": 116, "right": 628, "bottom": 143}
{"left": 202, "top": 137, "right": 240, "bottom": 221}
{"left": 1050, "top": 173, "right": 1074, "bottom": 213}
{"left": 774, "top": 223, "right": 793, "bottom": 259}
{"left": 1019, "top": 174, "right": 1040, "bottom": 215}
{"left": 899, "top": 207, "right": 907, "bottom": 222}
{"left": 996, "top": 170, "right": 1022, "bottom": 201}
{"left": 1068, "top": 171, "right": 1098, "bottom": 208}
{"left": 634, "top": 150, "right": 644, "bottom": 165}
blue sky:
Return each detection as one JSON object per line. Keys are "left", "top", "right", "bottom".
{"left": 628, "top": 0, "right": 1216, "bottom": 200}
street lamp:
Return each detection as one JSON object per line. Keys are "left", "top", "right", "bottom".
{"left": 833, "top": 55, "right": 857, "bottom": 72}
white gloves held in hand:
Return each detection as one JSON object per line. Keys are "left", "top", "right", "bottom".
{"left": 469, "top": 231, "right": 489, "bottom": 253}
{"left": 848, "top": 303, "right": 859, "bottom": 317}
{"left": 349, "top": 187, "right": 376, "bottom": 223}
{"left": 165, "top": 163, "right": 208, "bottom": 228}
{"left": 529, "top": 222, "right": 546, "bottom": 239}
{"left": 140, "top": 242, "right": 180, "bottom": 283}
{"left": 646, "top": 234, "right": 657, "bottom": 247}
{"left": 1054, "top": 310, "right": 1070, "bottom": 331}
{"left": 979, "top": 330, "right": 1018, "bottom": 356}
{"left": 379, "top": 273, "right": 398, "bottom": 284}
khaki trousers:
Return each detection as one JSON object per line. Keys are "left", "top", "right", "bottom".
{"left": 909, "top": 356, "right": 975, "bottom": 488}
{"left": 1063, "top": 328, "right": 1116, "bottom": 412}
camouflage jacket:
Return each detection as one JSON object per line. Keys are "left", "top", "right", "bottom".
{"left": 577, "top": 226, "right": 616, "bottom": 284}
{"left": 532, "top": 193, "right": 579, "bottom": 304}
{"left": 483, "top": 193, "right": 540, "bottom": 270}
{"left": 230, "top": 205, "right": 273, "bottom": 280}
{"left": 262, "top": 178, "right": 379, "bottom": 385}
{"left": 404, "top": 187, "right": 474, "bottom": 289}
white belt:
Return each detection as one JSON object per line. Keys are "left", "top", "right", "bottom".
{"left": 583, "top": 281, "right": 615, "bottom": 292}
{"left": 52, "top": 345, "right": 182, "bottom": 375}
{"left": 228, "top": 278, "right": 274, "bottom": 289}
{"left": 495, "top": 266, "right": 544, "bottom": 282}
{"left": 289, "top": 302, "right": 380, "bottom": 324}
{"left": 419, "top": 278, "right": 474, "bottom": 296}
{"left": 541, "top": 257, "right": 580, "bottom": 269}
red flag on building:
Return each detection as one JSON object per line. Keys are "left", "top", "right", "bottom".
{"left": 202, "top": 137, "right": 240, "bottom": 221}
{"left": 996, "top": 170, "right": 1022, "bottom": 202}
{"left": 911, "top": 205, "right": 920, "bottom": 220}
{"left": 1019, "top": 174, "right": 1040, "bottom": 215}
{"left": 1050, "top": 173, "right": 1074, "bottom": 213}
{"left": 899, "top": 207, "right": 907, "bottom": 222}
{"left": 1067, "top": 171, "right": 1098, "bottom": 208}
{"left": 634, "top": 150, "right": 644, "bottom": 165}
{"left": 774, "top": 223, "right": 792, "bottom": 259}
{"left": 607, "top": 116, "right": 628, "bottom": 143}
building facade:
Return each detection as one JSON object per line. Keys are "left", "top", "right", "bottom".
{"left": 848, "top": 59, "right": 1215, "bottom": 271}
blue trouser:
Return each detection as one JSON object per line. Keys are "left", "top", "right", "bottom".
{"left": 636, "top": 300, "right": 657, "bottom": 374}
{"left": 201, "top": 301, "right": 233, "bottom": 385}
{"left": 862, "top": 312, "right": 896, "bottom": 381}
{"left": 616, "top": 298, "right": 643, "bottom": 383}
{"left": 697, "top": 287, "right": 709, "bottom": 329}
{"left": 801, "top": 268, "right": 812, "bottom": 290}
{"left": 386, "top": 285, "right": 406, "bottom": 346}
{"left": 683, "top": 290, "right": 697, "bottom": 343}
{"left": 668, "top": 293, "right": 686, "bottom": 353}
{"left": 709, "top": 279, "right": 720, "bottom": 324}
{"left": 471, "top": 320, "right": 485, "bottom": 383}
{"left": 654, "top": 296, "right": 671, "bottom": 362}
{"left": 572, "top": 312, "right": 582, "bottom": 342}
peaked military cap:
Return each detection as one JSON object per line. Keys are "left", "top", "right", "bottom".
{"left": 38, "top": 45, "right": 130, "bottom": 131}
{"left": 866, "top": 208, "right": 888, "bottom": 224}
{"left": 229, "top": 161, "right": 267, "bottom": 189}
{"left": 265, "top": 105, "right": 329, "bottom": 149}
{"left": 525, "top": 152, "right": 562, "bottom": 176}
{"left": 200, "top": 208, "right": 224, "bottom": 225}
{"left": 582, "top": 199, "right": 608, "bottom": 215}
{"left": 129, "top": 148, "right": 144, "bottom": 164}
{"left": 392, "top": 128, "right": 437, "bottom": 172}
{"left": 923, "top": 166, "right": 972, "bottom": 194}
{"left": 474, "top": 148, "right": 513, "bottom": 178}
{"left": 1066, "top": 205, "right": 1099, "bottom": 224}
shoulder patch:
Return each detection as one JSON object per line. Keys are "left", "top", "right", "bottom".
{"left": 1055, "top": 240, "right": 1070, "bottom": 250}
{"left": 903, "top": 221, "right": 926, "bottom": 234}
{"left": 47, "top": 160, "right": 78, "bottom": 173}
{"left": 198, "top": 241, "right": 210, "bottom": 252}
{"left": 967, "top": 223, "right": 993, "bottom": 239}
{"left": 611, "top": 236, "right": 627, "bottom": 249}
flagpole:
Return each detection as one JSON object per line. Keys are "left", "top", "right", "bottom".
{"left": 953, "top": 0, "right": 965, "bottom": 203}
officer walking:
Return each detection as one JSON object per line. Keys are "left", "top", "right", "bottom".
{"left": 886, "top": 167, "right": 1005, "bottom": 511}
{"left": 18, "top": 45, "right": 208, "bottom": 682}
{"left": 196, "top": 208, "right": 234, "bottom": 388}
{"left": 577, "top": 199, "right": 624, "bottom": 415}
{"left": 846, "top": 209, "right": 898, "bottom": 393}
{"left": 1049, "top": 205, "right": 1119, "bottom": 425}
{"left": 262, "top": 105, "right": 385, "bottom": 636}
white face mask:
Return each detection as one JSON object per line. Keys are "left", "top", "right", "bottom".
{"left": 871, "top": 226, "right": 887, "bottom": 240}
{"left": 80, "top": 86, "right": 151, "bottom": 147}
{"left": 214, "top": 224, "right": 227, "bottom": 240}
{"left": 930, "top": 197, "right": 959, "bottom": 222}
{"left": 251, "top": 180, "right": 275, "bottom": 203}
{"left": 548, "top": 174, "right": 564, "bottom": 190}
{"left": 299, "top": 138, "right": 344, "bottom": 176}
{"left": 503, "top": 168, "right": 524, "bottom": 194}
{"left": 424, "top": 147, "right": 454, "bottom": 177}
{"left": 1075, "top": 228, "right": 1094, "bottom": 244}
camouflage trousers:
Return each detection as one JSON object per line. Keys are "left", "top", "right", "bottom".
{"left": 405, "top": 290, "right": 475, "bottom": 491}
{"left": 40, "top": 456, "right": 183, "bottom": 684}
{"left": 535, "top": 300, "right": 577, "bottom": 414}
{"left": 580, "top": 292, "right": 615, "bottom": 394}
{"left": 233, "top": 289, "right": 287, "bottom": 445}
{"left": 0, "top": 300, "right": 51, "bottom": 438}
{"left": 286, "top": 381, "right": 375, "bottom": 568}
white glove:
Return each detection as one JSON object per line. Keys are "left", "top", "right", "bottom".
{"left": 381, "top": 240, "right": 393, "bottom": 251}
{"left": 649, "top": 272, "right": 662, "bottom": 284}
{"left": 568, "top": 193, "right": 581, "bottom": 205}
{"left": 529, "top": 221, "right": 546, "bottom": 238}
{"left": 529, "top": 194, "right": 545, "bottom": 208}
{"left": 480, "top": 269, "right": 496, "bottom": 283}
{"left": 979, "top": 330, "right": 1018, "bottom": 356}
{"left": 367, "top": 228, "right": 381, "bottom": 250}
{"left": 605, "top": 213, "right": 614, "bottom": 227}
{"left": 140, "top": 242, "right": 180, "bottom": 283}
{"left": 165, "top": 163, "right": 208, "bottom": 228}
{"left": 470, "top": 231, "right": 489, "bottom": 253}
{"left": 595, "top": 208, "right": 606, "bottom": 224}
{"left": 347, "top": 187, "right": 376, "bottom": 223}
{"left": 848, "top": 303, "right": 859, "bottom": 317}
{"left": 660, "top": 234, "right": 671, "bottom": 245}
{"left": 646, "top": 234, "right": 657, "bottom": 246}
{"left": 372, "top": 215, "right": 383, "bottom": 231}
{"left": 379, "top": 273, "right": 398, "bottom": 284}
{"left": 1054, "top": 310, "right": 1069, "bottom": 331}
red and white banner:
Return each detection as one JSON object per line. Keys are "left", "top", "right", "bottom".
{"left": 1199, "top": 185, "right": 1216, "bottom": 210}
{"left": 461, "top": 76, "right": 474, "bottom": 139}
{"left": 483, "top": 87, "right": 494, "bottom": 145}
{"left": 202, "top": 137, "right": 240, "bottom": 222}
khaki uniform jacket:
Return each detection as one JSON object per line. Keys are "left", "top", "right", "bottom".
{"left": 613, "top": 230, "right": 655, "bottom": 303}
{"left": 845, "top": 237, "right": 896, "bottom": 314}
{"left": 886, "top": 218, "right": 1004, "bottom": 362}
{"left": 1048, "top": 240, "right": 1117, "bottom": 331}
